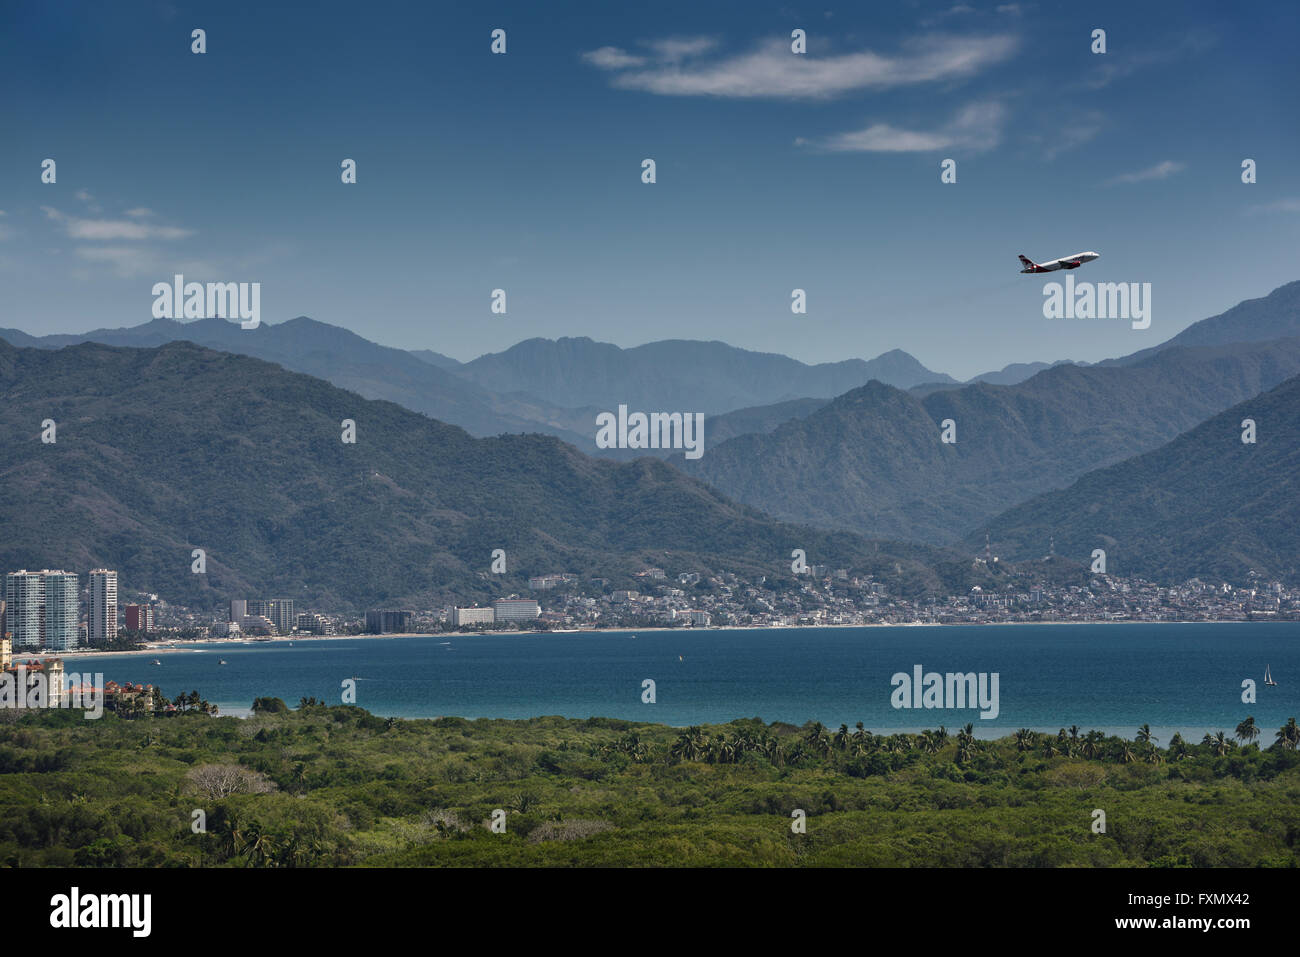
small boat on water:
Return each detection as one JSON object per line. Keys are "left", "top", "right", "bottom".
{"left": 151, "top": 659, "right": 161, "bottom": 665}
{"left": 1265, "top": 664, "right": 1278, "bottom": 686}
{"left": 218, "top": 659, "right": 227, "bottom": 665}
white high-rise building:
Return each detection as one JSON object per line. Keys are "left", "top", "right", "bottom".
{"left": 42, "top": 571, "right": 80, "bottom": 651}
{"left": 5, "top": 570, "right": 81, "bottom": 651}
{"left": 5, "top": 571, "right": 44, "bottom": 649}
{"left": 88, "top": 569, "right": 118, "bottom": 647}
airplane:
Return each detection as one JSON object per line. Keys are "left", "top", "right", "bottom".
{"left": 1018, "top": 251, "right": 1100, "bottom": 273}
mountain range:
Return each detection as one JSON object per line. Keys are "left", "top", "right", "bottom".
{"left": 0, "top": 321, "right": 957, "bottom": 456}
{"left": 451, "top": 337, "right": 957, "bottom": 412}
{"left": 679, "top": 333, "right": 1300, "bottom": 544}
{"left": 970, "top": 372, "right": 1300, "bottom": 583}
{"left": 3, "top": 279, "right": 1298, "bottom": 592}
{"left": 0, "top": 337, "right": 990, "bottom": 611}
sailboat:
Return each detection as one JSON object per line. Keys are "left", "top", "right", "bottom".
{"left": 1265, "top": 664, "right": 1278, "bottom": 686}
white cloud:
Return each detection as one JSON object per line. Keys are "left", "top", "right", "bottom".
{"left": 74, "top": 246, "right": 159, "bottom": 277}
{"left": 645, "top": 36, "right": 717, "bottom": 63}
{"left": 588, "top": 33, "right": 1018, "bottom": 99}
{"left": 74, "top": 246, "right": 217, "bottom": 279}
{"left": 75, "top": 189, "right": 94, "bottom": 202}
{"left": 1082, "top": 31, "right": 1216, "bottom": 90}
{"left": 582, "top": 46, "right": 647, "bottom": 70}
{"left": 1042, "top": 110, "right": 1104, "bottom": 160}
{"left": 809, "top": 101, "right": 1006, "bottom": 153}
{"left": 42, "top": 205, "right": 193, "bottom": 240}
{"left": 125, "top": 207, "right": 154, "bottom": 218}
{"left": 1247, "top": 198, "right": 1300, "bottom": 214}
{"left": 1104, "top": 160, "right": 1186, "bottom": 185}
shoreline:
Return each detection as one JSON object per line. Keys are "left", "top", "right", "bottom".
{"left": 15, "top": 617, "right": 1290, "bottom": 663}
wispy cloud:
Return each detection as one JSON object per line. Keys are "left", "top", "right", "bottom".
{"left": 585, "top": 33, "right": 1018, "bottom": 99}
{"left": 1082, "top": 31, "right": 1216, "bottom": 90}
{"left": 124, "top": 207, "right": 154, "bottom": 218}
{"left": 1041, "top": 110, "right": 1105, "bottom": 160}
{"left": 74, "top": 246, "right": 217, "bottom": 279}
{"left": 802, "top": 101, "right": 1006, "bottom": 153}
{"left": 920, "top": 4, "right": 976, "bottom": 28}
{"left": 42, "top": 206, "right": 193, "bottom": 240}
{"left": 74, "top": 245, "right": 160, "bottom": 277}
{"left": 1247, "top": 198, "right": 1300, "bottom": 214}
{"left": 582, "top": 46, "right": 648, "bottom": 70}
{"left": 645, "top": 37, "right": 718, "bottom": 63}
{"left": 1103, "top": 160, "right": 1185, "bottom": 185}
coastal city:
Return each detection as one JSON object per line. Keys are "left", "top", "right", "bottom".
{"left": 4, "top": 560, "right": 1298, "bottom": 655}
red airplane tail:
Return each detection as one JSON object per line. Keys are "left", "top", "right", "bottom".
{"left": 1018, "top": 254, "right": 1037, "bottom": 269}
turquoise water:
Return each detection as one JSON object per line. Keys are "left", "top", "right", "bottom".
{"left": 62, "top": 623, "right": 1300, "bottom": 741}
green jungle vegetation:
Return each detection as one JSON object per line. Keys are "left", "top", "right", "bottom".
{"left": 2, "top": 703, "right": 1298, "bottom": 867}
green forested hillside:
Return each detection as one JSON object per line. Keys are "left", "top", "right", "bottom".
{"left": 681, "top": 337, "right": 1300, "bottom": 544}
{"left": 0, "top": 339, "right": 978, "bottom": 611}
{"left": 971, "top": 373, "right": 1300, "bottom": 582}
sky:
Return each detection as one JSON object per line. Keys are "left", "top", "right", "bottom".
{"left": 1, "top": 0, "right": 1298, "bottom": 379}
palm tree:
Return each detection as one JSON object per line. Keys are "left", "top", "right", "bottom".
{"left": 1235, "top": 716, "right": 1259, "bottom": 747}
{"left": 834, "top": 724, "right": 851, "bottom": 751}
{"left": 671, "top": 727, "right": 707, "bottom": 762}
{"left": 1278, "top": 717, "right": 1300, "bottom": 751}
{"left": 240, "top": 821, "right": 276, "bottom": 867}
{"left": 919, "top": 730, "right": 940, "bottom": 754}
{"left": 933, "top": 725, "right": 949, "bottom": 747}
{"left": 1042, "top": 738, "right": 1059, "bottom": 758}
{"left": 853, "top": 721, "right": 866, "bottom": 740}
{"left": 1212, "top": 731, "right": 1233, "bottom": 757}
{"left": 806, "top": 722, "right": 832, "bottom": 758}
{"left": 1014, "top": 728, "right": 1036, "bottom": 752}
{"left": 1068, "top": 725, "right": 1081, "bottom": 741}
{"left": 1136, "top": 724, "right": 1157, "bottom": 746}
{"left": 1119, "top": 743, "right": 1136, "bottom": 763}
{"left": 1168, "top": 733, "right": 1189, "bottom": 761}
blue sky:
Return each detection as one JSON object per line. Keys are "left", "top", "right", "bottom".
{"left": 2, "top": 0, "right": 1297, "bottom": 379}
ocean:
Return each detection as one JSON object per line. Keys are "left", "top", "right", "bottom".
{"left": 59, "top": 622, "right": 1300, "bottom": 741}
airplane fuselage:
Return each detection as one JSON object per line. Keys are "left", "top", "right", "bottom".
{"left": 1020, "top": 251, "right": 1100, "bottom": 273}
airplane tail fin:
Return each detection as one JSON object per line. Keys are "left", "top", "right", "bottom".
{"left": 1018, "top": 254, "right": 1038, "bottom": 272}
